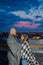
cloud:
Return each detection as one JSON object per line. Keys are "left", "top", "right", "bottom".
{"left": 38, "top": 0, "right": 43, "bottom": 2}
{"left": 35, "top": 17, "right": 42, "bottom": 21}
{"left": 0, "top": 9, "right": 6, "bottom": 12}
{"left": 10, "top": 5, "right": 43, "bottom": 21}
{"left": 13, "top": 21, "right": 41, "bottom": 28}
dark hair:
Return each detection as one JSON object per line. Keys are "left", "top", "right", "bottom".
{"left": 21, "top": 34, "right": 29, "bottom": 42}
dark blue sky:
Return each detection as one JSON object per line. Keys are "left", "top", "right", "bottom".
{"left": 0, "top": 0, "right": 43, "bottom": 32}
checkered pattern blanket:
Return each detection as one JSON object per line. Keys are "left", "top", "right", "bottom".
{"left": 21, "top": 41, "right": 39, "bottom": 65}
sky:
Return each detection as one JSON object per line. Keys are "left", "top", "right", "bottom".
{"left": 0, "top": 0, "right": 43, "bottom": 33}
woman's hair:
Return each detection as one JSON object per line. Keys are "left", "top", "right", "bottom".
{"left": 21, "top": 34, "right": 29, "bottom": 42}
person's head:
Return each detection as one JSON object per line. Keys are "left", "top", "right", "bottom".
{"left": 21, "top": 34, "right": 29, "bottom": 42}
{"left": 9, "top": 28, "right": 16, "bottom": 36}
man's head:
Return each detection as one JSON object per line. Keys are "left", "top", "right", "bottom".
{"left": 10, "top": 28, "right": 16, "bottom": 36}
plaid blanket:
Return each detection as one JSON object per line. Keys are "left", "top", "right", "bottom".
{"left": 21, "top": 41, "right": 39, "bottom": 65}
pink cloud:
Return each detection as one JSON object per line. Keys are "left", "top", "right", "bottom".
{"left": 25, "top": 23, "right": 40, "bottom": 28}
{"left": 13, "top": 21, "right": 41, "bottom": 28}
